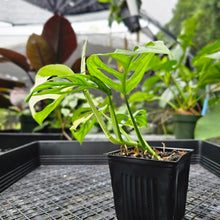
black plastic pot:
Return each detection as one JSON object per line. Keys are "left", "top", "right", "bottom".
{"left": 19, "top": 114, "right": 39, "bottom": 132}
{"left": 172, "top": 114, "right": 201, "bottom": 139}
{"left": 107, "top": 147, "right": 194, "bottom": 220}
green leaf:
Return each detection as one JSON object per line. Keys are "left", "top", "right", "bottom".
{"left": 128, "top": 91, "right": 153, "bottom": 103}
{"left": 70, "top": 107, "right": 96, "bottom": 144}
{"left": 36, "top": 64, "right": 74, "bottom": 78}
{"left": 193, "top": 39, "right": 220, "bottom": 67}
{"left": 87, "top": 41, "right": 171, "bottom": 95}
{"left": 115, "top": 41, "right": 171, "bottom": 55}
{"left": 87, "top": 54, "right": 122, "bottom": 92}
{"left": 70, "top": 107, "right": 93, "bottom": 130}
{"left": 126, "top": 53, "right": 155, "bottom": 94}
{"left": 71, "top": 117, "right": 97, "bottom": 144}
{"left": 28, "top": 93, "right": 65, "bottom": 125}
{"left": 142, "top": 75, "right": 160, "bottom": 93}
{"left": 195, "top": 104, "right": 220, "bottom": 140}
{"left": 178, "top": 17, "right": 196, "bottom": 50}
{"left": 199, "top": 61, "right": 220, "bottom": 85}
{"left": 123, "top": 110, "right": 147, "bottom": 128}
{"left": 206, "top": 51, "right": 220, "bottom": 60}
{"left": 197, "top": 39, "right": 220, "bottom": 57}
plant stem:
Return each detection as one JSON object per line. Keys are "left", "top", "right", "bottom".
{"left": 83, "top": 89, "right": 121, "bottom": 145}
{"left": 124, "top": 94, "right": 160, "bottom": 159}
{"left": 107, "top": 96, "right": 123, "bottom": 142}
{"left": 170, "top": 74, "right": 187, "bottom": 106}
{"left": 55, "top": 107, "right": 72, "bottom": 141}
{"left": 26, "top": 70, "right": 35, "bottom": 84}
{"left": 83, "top": 89, "right": 141, "bottom": 147}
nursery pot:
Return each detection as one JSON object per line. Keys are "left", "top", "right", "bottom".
{"left": 107, "top": 147, "right": 193, "bottom": 220}
{"left": 172, "top": 114, "right": 201, "bottom": 139}
{"left": 19, "top": 114, "right": 38, "bottom": 132}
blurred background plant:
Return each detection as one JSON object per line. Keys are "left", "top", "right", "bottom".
{"left": 157, "top": 0, "right": 220, "bottom": 50}
{"left": 130, "top": 15, "right": 220, "bottom": 138}
{"left": 0, "top": 13, "right": 79, "bottom": 133}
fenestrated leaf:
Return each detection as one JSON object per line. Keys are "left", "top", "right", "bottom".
{"left": 87, "top": 55, "right": 122, "bottom": 92}
{"left": 115, "top": 41, "right": 171, "bottom": 55}
{"left": 41, "top": 14, "right": 77, "bottom": 63}
{"left": 28, "top": 93, "right": 65, "bottom": 125}
{"left": 0, "top": 48, "right": 30, "bottom": 72}
{"left": 87, "top": 41, "right": 171, "bottom": 95}
{"left": 26, "top": 64, "right": 111, "bottom": 106}
{"left": 126, "top": 53, "right": 155, "bottom": 94}
{"left": 26, "top": 34, "right": 56, "bottom": 71}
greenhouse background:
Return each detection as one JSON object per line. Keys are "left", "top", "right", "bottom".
{"left": 0, "top": 1, "right": 219, "bottom": 220}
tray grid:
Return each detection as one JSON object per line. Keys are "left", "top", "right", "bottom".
{"left": 0, "top": 164, "right": 219, "bottom": 220}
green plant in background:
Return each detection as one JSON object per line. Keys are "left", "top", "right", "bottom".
{"left": 26, "top": 40, "right": 171, "bottom": 159}
{"left": 195, "top": 103, "right": 220, "bottom": 140}
{"left": 134, "top": 17, "right": 220, "bottom": 116}
{"left": 44, "top": 93, "right": 105, "bottom": 140}
{"left": 158, "top": 0, "right": 220, "bottom": 49}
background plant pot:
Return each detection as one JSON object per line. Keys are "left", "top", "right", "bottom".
{"left": 107, "top": 147, "right": 193, "bottom": 220}
{"left": 172, "top": 114, "right": 201, "bottom": 139}
{"left": 19, "top": 114, "right": 39, "bottom": 132}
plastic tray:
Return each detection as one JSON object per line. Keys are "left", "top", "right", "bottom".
{"left": 0, "top": 140, "right": 219, "bottom": 219}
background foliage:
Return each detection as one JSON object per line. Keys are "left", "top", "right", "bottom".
{"left": 157, "top": 0, "right": 220, "bottom": 50}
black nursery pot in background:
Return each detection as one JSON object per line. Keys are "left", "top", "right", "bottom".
{"left": 107, "top": 147, "right": 193, "bottom": 220}
{"left": 19, "top": 114, "right": 39, "bottom": 132}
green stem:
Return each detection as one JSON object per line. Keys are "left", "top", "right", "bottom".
{"left": 151, "top": 96, "right": 178, "bottom": 111}
{"left": 83, "top": 89, "right": 138, "bottom": 147}
{"left": 108, "top": 96, "right": 123, "bottom": 142}
{"left": 124, "top": 94, "right": 160, "bottom": 159}
{"left": 170, "top": 74, "right": 187, "bottom": 106}
{"left": 83, "top": 90, "right": 121, "bottom": 144}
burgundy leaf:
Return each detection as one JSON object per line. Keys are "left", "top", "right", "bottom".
{"left": 0, "top": 78, "right": 26, "bottom": 89}
{"left": 0, "top": 94, "right": 11, "bottom": 108}
{"left": 41, "top": 14, "right": 77, "bottom": 63}
{"left": 26, "top": 34, "right": 56, "bottom": 71}
{"left": 0, "top": 48, "right": 30, "bottom": 72}
{"left": 71, "top": 56, "right": 89, "bottom": 74}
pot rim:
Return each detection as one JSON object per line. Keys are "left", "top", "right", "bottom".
{"left": 106, "top": 146, "right": 194, "bottom": 165}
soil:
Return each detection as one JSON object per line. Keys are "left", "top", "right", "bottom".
{"left": 117, "top": 144, "right": 187, "bottom": 161}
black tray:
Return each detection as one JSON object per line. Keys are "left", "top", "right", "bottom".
{"left": 0, "top": 132, "right": 67, "bottom": 152}
{"left": 0, "top": 140, "right": 219, "bottom": 219}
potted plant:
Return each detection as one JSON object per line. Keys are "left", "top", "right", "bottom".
{"left": 26, "top": 40, "right": 193, "bottom": 220}
{"left": 131, "top": 17, "right": 220, "bottom": 138}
